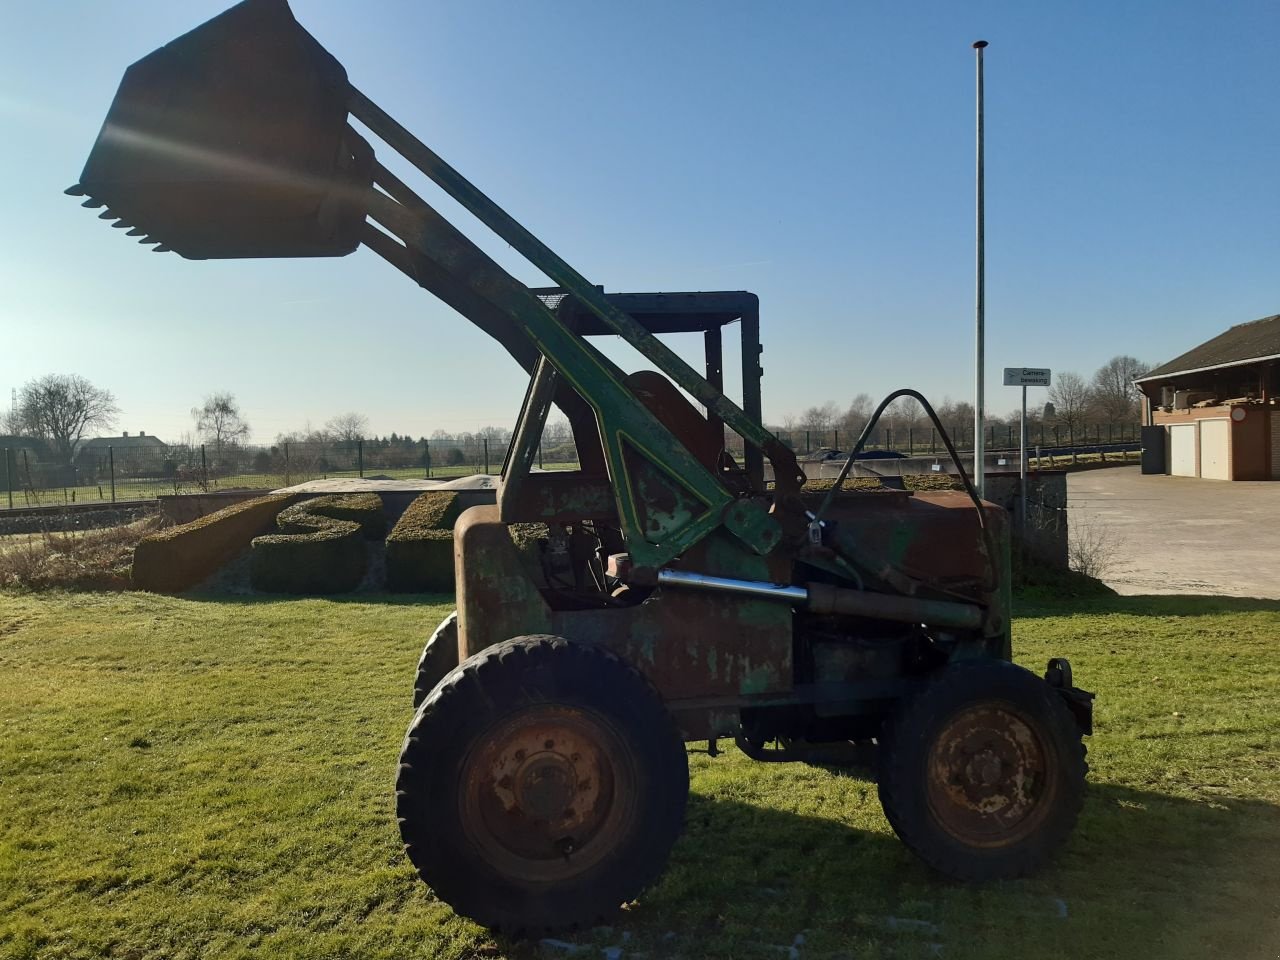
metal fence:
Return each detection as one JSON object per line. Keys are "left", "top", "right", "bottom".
{"left": 1, "top": 420, "right": 1140, "bottom": 511}
{"left": 759, "top": 421, "right": 1141, "bottom": 457}
{"left": 0, "top": 436, "right": 579, "bottom": 510}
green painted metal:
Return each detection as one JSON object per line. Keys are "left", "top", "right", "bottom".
{"left": 497, "top": 356, "right": 559, "bottom": 519}
{"left": 720, "top": 499, "right": 783, "bottom": 557}
{"left": 364, "top": 189, "right": 740, "bottom": 570}
{"left": 350, "top": 91, "right": 806, "bottom": 568}
{"left": 349, "top": 90, "right": 798, "bottom": 489}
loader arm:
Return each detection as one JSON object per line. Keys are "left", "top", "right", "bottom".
{"left": 69, "top": 0, "right": 803, "bottom": 574}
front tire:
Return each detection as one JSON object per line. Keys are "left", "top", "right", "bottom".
{"left": 412, "top": 611, "right": 458, "bottom": 708}
{"left": 878, "top": 659, "right": 1086, "bottom": 880}
{"left": 397, "top": 635, "right": 689, "bottom": 933}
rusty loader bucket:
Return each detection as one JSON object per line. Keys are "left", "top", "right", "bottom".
{"left": 69, "top": 0, "right": 371, "bottom": 258}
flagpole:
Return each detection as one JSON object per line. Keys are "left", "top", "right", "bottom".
{"left": 973, "top": 40, "right": 988, "bottom": 499}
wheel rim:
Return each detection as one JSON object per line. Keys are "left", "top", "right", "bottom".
{"left": 925, "top": 701, "right": 1057, "bottom": 848}
{"left": 460, "top": 704, "right": 638, "bottom": 883}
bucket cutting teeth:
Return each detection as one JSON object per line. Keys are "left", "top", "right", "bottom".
{"left": 64, "top": 184, "right": 87, "bottom": 197}
{"left": 80, "top": 198, "right": 105, "bottom": 208}
{"left": 152, "top": 245, "right": 173, "bottom": 253}
{"left": 126, "top": 227, "right": 146, "bottom": 237}
{"left": 111, "top": 221, "right": 134, "bottom": 229}
{"left": 137, "top": 236, "right": 159, "bottom": 245}
{"left": 97, "top": 210, "right": 116, "bottom": 219}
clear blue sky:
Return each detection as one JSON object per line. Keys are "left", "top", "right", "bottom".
{"left": 2, "top": 0, "right": 1277, "bottom": 441}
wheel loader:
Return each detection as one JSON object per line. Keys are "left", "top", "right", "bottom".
{"left": 71, "top": 0, "right": 1094, "bottom": 934}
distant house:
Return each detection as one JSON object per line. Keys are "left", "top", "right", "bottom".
{"left": 76, "top": 431, "right": 169, "bottom": 475}
{"left": 1134, "top": 314, "right": 1279, "bottom": 480}
{"left": 0, "top": 435, "right": 51, "bottom": 457}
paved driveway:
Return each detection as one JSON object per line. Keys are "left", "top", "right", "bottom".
{"left": 1066, "top": 465, "right": 1280, "bottom": 598}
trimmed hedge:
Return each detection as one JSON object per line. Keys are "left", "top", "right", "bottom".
{"left": 250, "top": 495, "right": 377, "bottom": 595}
{"left": 385, "top": 492, "right": 461, "bottom": 593}
{"left": 290, "top": 492, "right": 386, "bottom": 540}
{"left": 133, "top": 493, "right": 301, "bottom": 593}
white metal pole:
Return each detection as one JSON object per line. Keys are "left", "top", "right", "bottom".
{"left": 1020, "top": 384, "right": 1028, "bottom": 534}
{"left": 973, "top": 40, "right": 988, "bottom": 499}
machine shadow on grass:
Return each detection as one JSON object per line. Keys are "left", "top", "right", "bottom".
{"left": 1015, "top": 593, "right": 1280, "bottom": 619}
{"left": 495, "top": 781, "right": 1280, "bottom": 958}
{"left": 180, "top": 585, "right": 1280, "bottom": 620}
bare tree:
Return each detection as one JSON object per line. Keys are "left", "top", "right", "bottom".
{"left": 17, "top": 373, "right": 119, "bottom": 465}
{"left": 884, "top": 395, "right": 924, "bottom": 431}
{"left": 794, "top": 402, "right": 840, "bottom": 449}
{"left": 929, "top": 398, "right": 975, "bottom": 443}
{"left": 1047, "top": 372, "right": 1092, "bottom": 433}
{"left": 541, "top": 418, "right": 572, "bottom": 443}
{"left": 192, "top": 392, "right": 251, "bottom": 461}
{"left": 1, "top": 406, "right": 24, "bottom": 435}
{"left": 276, "top": 420, "right": 328, "bottom": 445}
{"left": 837, "top": 393, "right": 874, "bottom": 440}
{"left": 324, "top": 411, "right": 369, "bottom": 443}
{"left": 1090, "top": 355, "right": 1150, "bottom": 423}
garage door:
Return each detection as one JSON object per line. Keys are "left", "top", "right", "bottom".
{"left": 1198, "top": 419, "right": 1229, "bottom": 480}
{"left": 1272, "top": 412, "right": 1280, "bottom": 479}
{"left": 1168, "top": 424, "right": 1196, "bottom": 477}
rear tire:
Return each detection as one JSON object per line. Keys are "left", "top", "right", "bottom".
{"left": 412, "top": 611, "right": 458, "bottom": 708}
{"left": 397, "top": 635, "right": 689, "bottom": 933}
{"left": 878, "top": 659, "right": 1086, "bottom": 880}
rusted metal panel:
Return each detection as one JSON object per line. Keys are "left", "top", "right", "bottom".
{"left": 807, "top": 488, "right": 1011, "bottom": 653}
{"left": 550, "top": 587, "right": 792, "bottom": 702}
{"left": 457, "top": 510, "right": 792, "bottom": 709}
{"left": 497, "top": 474, "right": 618, "bottom": 525}
{"left": 455, "top": 510, "right": 793, "bottom": 701}
{"left": 813, "top": 490, "right": 1000, "bottom": 587}
{"left": 455, "top": 505, "right": 552, "bottom": 660}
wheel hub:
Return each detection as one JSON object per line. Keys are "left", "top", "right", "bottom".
{"left": 968, "top": 750, "right": 1003, "bottom": 787}
{"left": 461, "top": 705, "right": 634, "bottom": 882}
{"left": 927, "top": 702, "right": 1055, "bottom": 846}
{"left": 515, "top": 752, "right": 578, "bottom": 820}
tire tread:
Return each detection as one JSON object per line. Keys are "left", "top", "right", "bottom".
{"left": 397, "top": 634, "right": 688, "bottom": 933}
{"left": 878, "top": 659, "right": 1087, "bottom": 881}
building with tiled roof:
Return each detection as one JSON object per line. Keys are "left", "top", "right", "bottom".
{"left": 1135, "top": 314, "right": 1279, "bottom": 480}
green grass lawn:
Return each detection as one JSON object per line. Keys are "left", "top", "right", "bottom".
{"left": 1, "top": 591, "right": 1277, "bottom": 960}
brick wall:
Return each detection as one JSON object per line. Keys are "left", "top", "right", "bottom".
{"left": 1230, "top": 407, "right": 1269, "bottom": 480}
